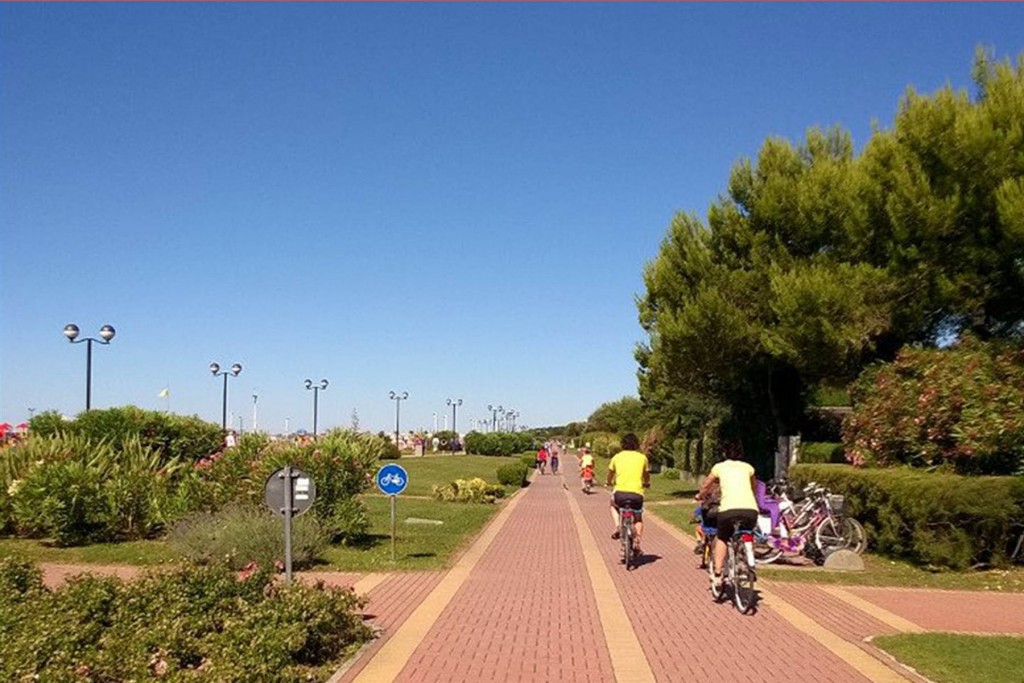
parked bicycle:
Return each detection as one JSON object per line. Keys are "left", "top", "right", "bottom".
{"left": 755, "top": 480, "right": 865, "bottom": 565}
{"left": 709, "top": 526, "right": 757, "bottom": 614}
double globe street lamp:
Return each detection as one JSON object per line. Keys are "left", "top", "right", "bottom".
{"left": 389, "top": 391, "right": 408, "bottom": 447}
{"left": 63, "top": 323, "right": 116, "bottom": 411}
{"left": 304, "top": 379, "right": 329, "bottom": 438}
{"left": 210, "top": 362, "right": 242, "bottom": 430}
{"left": 487, "top": 404, "right": 503, "bottom": 433}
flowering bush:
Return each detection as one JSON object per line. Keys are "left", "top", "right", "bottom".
{"left": 843, "top": 338, "right": 1024, "bottom": 474}
{"left": 432, "top": 477, "right": 505, "bottom": 503}
{"left": 0, "top": 558, "right": 371, "bottom": 682}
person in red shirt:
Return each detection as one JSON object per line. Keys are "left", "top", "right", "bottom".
{"left": 536, "top": 446, "right": 548, "bottom": 475}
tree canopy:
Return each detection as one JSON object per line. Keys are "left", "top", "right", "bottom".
{"left": 637, "top": 50, "right": 1024, "bottom": 471}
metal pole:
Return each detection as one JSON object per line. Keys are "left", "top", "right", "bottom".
{"left": 451, "top": 403, "right": 457, "bottom": 454}
{"left": 221, "top": 373, "right": 229, "bottom": 431}
{"left": 85, "top": 338, "right": 94, "bottom": 411}
{"left": 283, "top": 465, "right": 293, "bottom": 583}
{"left": 394, "top": 399, "right": 400, "bottom": 447}
{"left": 313, "top": 387, "right": 319, "bottom": 438}
{"left": 390, "top": 494, "right": 397, "bottom": 563}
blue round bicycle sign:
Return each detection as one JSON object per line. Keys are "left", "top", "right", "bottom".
{"left": 376, "top": 463, "right": 408, "bottom": 496}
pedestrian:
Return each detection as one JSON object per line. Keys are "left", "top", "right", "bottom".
{"left": 550, "top": 441, "right": 560, "bottom": 474}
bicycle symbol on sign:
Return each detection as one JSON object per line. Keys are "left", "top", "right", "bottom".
{"left": 381, "top": 472, "right": 405, "bottom": 487}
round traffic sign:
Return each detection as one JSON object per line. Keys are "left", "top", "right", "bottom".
{"left": 264, "top": 467, "right": 317, "bottom": 516}
{"left": 376, "top": 463, "right": 408, "bottom": 496}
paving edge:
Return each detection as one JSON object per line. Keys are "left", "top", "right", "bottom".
{"left": 563, "top": 478, "right": 656, "bottom": 683}
{"left": 346, "top": 478, "right": 529, "bottom": 682}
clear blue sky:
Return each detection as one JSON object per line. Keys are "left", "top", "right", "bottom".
{"left": 2, "top": 4, "right": 1022, "bottom": 434}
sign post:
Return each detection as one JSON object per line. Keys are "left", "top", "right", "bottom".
{"left": 375, "top": 463, "right": 409, "bottom": 563}
{"left": 264, "top": 466, "right": 316, "bottom": 583}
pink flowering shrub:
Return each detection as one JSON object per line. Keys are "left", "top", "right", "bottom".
{"left": 843, "top": 337, "right": 1024, "bottom": 474}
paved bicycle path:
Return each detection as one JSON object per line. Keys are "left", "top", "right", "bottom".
{"left": 342, "top": 470, "right": 902, "bottom": 683}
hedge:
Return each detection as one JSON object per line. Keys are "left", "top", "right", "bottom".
{"left": 790, "top": 464, "right": 1024, "bottom": 570}
{"left": 799, "top": 442, "right": 846, "bottom": 464}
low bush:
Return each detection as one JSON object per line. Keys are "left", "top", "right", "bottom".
{"left": 497, "top": 463, "right": 528, "bottom": 487}
{"left": 0, "top": 557, "right": 370, "bottom": 682}
{"left": 464, "top": 432, "right": 534, "bottom": 456}
{"left": 30, "top": 406, "right": 223, "bottom": 465}
{"left": 799, "top": 442, "right": 846, "bottom": 464}
{"left": 519, "top": 453, "right": 537, "bottom": 468}
{"left": 790, "top": 464, "right": 1024, "bottom": 569}
{"left": 168, "top": 504, "right": 329, "bottom": 570}
{"left": 432, "top": 477, "right": 506, "bottom": 504}
{"left": 661, "top": 468, "right": 681, "bottom": 480}
{"left": 843, "top": 338, "right": 1024, "bottom": 474}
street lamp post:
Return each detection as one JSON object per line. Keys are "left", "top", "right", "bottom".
{"left": 304, "top": 379, "right": 329, "bottom": 438}
{"left": 389, "top": 391, "right": 408, "bottom": 447}
{"left": 63, "top": 323, "right": 116, "bottom": 411}
{"left": 209, "top": 362, "right": 242, "bottom": 430}
{"left": 487, "top": 404, "right": 503, "bottom": 432}
{"left": 252, "top": 393, "right": 259, "bottom": 432}
{"left": 446, "top": 398, "right": 462, "bottom": 453}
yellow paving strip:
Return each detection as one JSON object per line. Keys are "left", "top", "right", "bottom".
{"left": 350, "top": 483, "right": 528, "bottom": 683}
{"left": 351, "top": 572, "right": 388, "bottom": 597}
{"left": 817, "top": 585, "right": 925, "bottom": 633}
{"left": 563, "top": 481, "right": 656, "bottom": 683}
{"left": 646, "top": 512, "right": 911, "bottom": 681}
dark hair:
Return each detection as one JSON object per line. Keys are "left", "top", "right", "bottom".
{"left": 621, "top": 433, "right": 640, "bottom": 451}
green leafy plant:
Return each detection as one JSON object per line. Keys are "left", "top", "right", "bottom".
{"left": 432, "top": 477, "right": 505, "bottom": 503}
{"left": 843, "top": 338, "right": 1024, "bottom": 474}
{"left": 496, "top": 463, "right": 528, "bottom": 487}
{"left": 661, "top": 467, "right": 681, "bottom": 480}
{"left": 168, "top": 504, "right": 328, "bottom": 570}
{"left": 791, "top": 464, "right": 1024, "bottom": 569}
{"left": 463, "top": 432, "right": 534, "bottom": 456}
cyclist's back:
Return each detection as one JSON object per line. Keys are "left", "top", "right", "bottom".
{"left": 606, "top": 433, "right": 649, "bottom": 547}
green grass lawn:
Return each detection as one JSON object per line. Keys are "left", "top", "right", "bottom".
{"left": 321, "top": 496, "right": 500, "bottom": 571}
{"left": 0, "top": 537, "right": 177, "bottom": 566}
{"left": 873, "top": 633, "right": 1024, "bottom": 683}
{"left": 367, "top": 454, "right": 525, "bottom": 497}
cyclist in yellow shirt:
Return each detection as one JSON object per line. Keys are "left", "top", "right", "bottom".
{"left": 606, "top": 433, "right": 650, "bottom": 552}
{"left": 698, "top": 453, "right": 758, "bottom": 590}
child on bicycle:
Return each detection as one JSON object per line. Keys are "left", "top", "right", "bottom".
{"left": 536, "top": 446, "right": 548, "bottom": 475}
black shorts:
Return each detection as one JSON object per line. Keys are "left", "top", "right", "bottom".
{"left": 716, "top": 509, "right": 757, "bottom": 539}
{"left": 612, "top": 492, "right": 644, "bottom": 521}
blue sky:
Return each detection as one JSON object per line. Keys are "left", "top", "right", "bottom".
{"left": 2, "top": 4, "right": 1022, "bottom": 434}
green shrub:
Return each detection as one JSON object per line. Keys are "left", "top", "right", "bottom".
{"left": 0, "top": 561, "right": 371, "bottom": 682}
{"left": 661, "top": 467, "right": 681, "bottom": 480}
{"left": 464, "top": 432, "right": 534, "bottom": 456}
{"left": 432, "top": 477, "right": 506, "bottom": 503}
{"left": 519, "top": 453, "right": 537, "bottom": 468}
{"left": 580, "top": 432, "right": 620, "bottom": 459}
{"left": 843, "top": 338, "right": 1024, "bottom": 474}
{"left": 168, "top": 504, "right": 328, "bottom": 570}
{"left": 30, "top": 406, "right": 223, "bottom": 464}
{"left": 497, "top": 463, "right": 528, "bottom": 487}
{"left": 8, "top": 435, "right": 184, "bottom": 545}
{"left": 791, "top": 464, "right": 1024, "bottom": 569}
{"left": 799, "top": 442, "right": 846, "bottom": 464}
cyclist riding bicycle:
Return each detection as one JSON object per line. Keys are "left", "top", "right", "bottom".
{"left": 693, "top": 480, "right": 720, "bottom": 554}
{"left": 606, "top": 433, "right": 650, "bottom": 554}
{"left": 698, "top": 452, "right": 758, "bottom": 591}
{"left": 579, "top": 447, "right": 595, "bottom": 490}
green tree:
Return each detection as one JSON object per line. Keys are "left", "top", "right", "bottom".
{"left": 586, "top": 396, "right": 649, "bottom": 434}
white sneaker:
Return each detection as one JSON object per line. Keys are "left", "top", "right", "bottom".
{"left": 711, "top": 572, "right": 723, "bottom": 590}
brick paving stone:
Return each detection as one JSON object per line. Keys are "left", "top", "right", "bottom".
{"left": 846, "top": 586, "right": 1024, "bottom": 634}
{"left": 391, "top": 473, "right": 616, "bottom": 682}
{"left": 573, "top": 484, "right": 873, "bottom": 683}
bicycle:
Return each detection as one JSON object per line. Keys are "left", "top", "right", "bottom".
{"left": 620, "top": 505, "right": 641, "bottom": 570}
{"left": 709, "top": 526, "right": 757, "bottom": 614}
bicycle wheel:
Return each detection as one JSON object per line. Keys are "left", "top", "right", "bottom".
{"left": 622, "top": 523, "right": 633, "bottom": 569}
{"left": 815, "top": 516, "right": 867, "bottom": 555}
{"left": 732, "top": 544, "right": 757, "bottom": 614}
{"left": 754, "top": 540, "right": 783, "bottom": 565}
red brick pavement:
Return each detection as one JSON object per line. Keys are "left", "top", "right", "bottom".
{"left": 845, "top": 586, "right": 1024, "bottom": 634}
{"left": 572, "top": 484, "right": 873, "bottom": 683}
{"left": 391, "top": 473, "right": 616, "bottom": 683}
{"left": 337, "top": 571, "right": 446, "bottom": 683}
